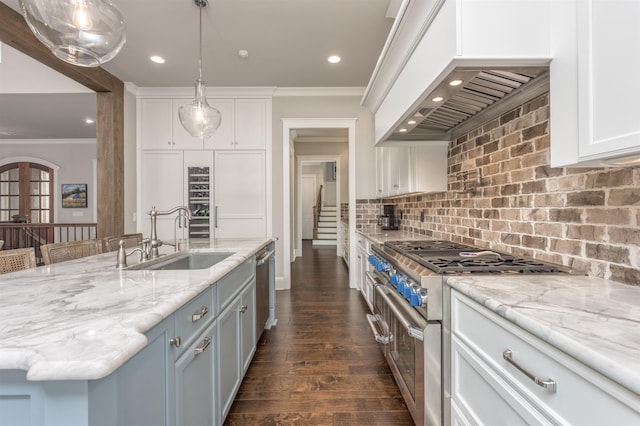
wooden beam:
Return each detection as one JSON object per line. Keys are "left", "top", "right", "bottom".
{"left": 0, "top": 2, "right": 125, "bottom": 238}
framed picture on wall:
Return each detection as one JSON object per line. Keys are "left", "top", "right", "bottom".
{"left": 61, "top": 184, "right": 88, "bottom": 208}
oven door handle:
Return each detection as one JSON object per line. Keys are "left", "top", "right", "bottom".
{"left": 376, "top": 286, "right": 425, "bottom": 342}
{"left": 366, "top": 314, "right": 390, "bottom": 344}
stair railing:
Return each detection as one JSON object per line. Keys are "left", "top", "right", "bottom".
{"left": 312, "top": 185, "right": 323, "bottom": 240}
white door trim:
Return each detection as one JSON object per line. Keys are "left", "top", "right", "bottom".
{"left": 281, "top": 118, "right": 357, "bottom": 290}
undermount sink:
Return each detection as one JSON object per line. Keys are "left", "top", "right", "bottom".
{"left": 126, "top": 251, "right": 234, "bottom": 271}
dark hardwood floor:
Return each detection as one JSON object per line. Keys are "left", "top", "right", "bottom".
{"left": 225, "top": 240, "right": 413, "bottom": 425}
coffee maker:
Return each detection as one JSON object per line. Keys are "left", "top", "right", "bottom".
{"left": 378, "top": 204, "right": 399, "bottom": 230}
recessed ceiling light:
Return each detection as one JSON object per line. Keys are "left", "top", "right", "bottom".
{"left": 432, "top": 96, "right": 444, "bottom": 102}
{"left": 399, "top": 128, "right": 407, "bottom": 133}
{"left": 238, "top": 50, "right": 249, "bottom": 59}
{"left": 85, "top": 118, "right": 95, "bottom": 124}
{"left": 150, "top": 55, "right": 165, "bottom": 64}
{"left": 328, "top": 55, "right": 341, "bottom": 64}
{"left": 449, "top": 79, "right": 463, "bottom": 86}
{"left": 407, "top": 120, "right": 416, "bottom": 125}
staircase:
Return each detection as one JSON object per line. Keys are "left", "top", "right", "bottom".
{"left": 313, "top": 204, "right": 337, "bottom": 246}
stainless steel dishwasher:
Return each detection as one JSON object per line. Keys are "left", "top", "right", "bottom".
{"left": 255, "top": 244, "right": 275, "bottom": 342}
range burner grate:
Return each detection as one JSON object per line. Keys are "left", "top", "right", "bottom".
{"left": 385, "top": 240, "right": 477, "bottom": 252}
{"left": 423, "top": 256, "right": 560, "bottom": 274}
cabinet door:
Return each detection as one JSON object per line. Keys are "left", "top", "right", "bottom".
{"left": 235, "top": 99, "right": 267, "bottom": 149}
{"left": 240, "top": 279, "right": 256, "bottom": 374}
{"left": 206, "top": 99, "right": 235, "bottom": 149}
{"left": 175, "top": 321, "right": 216, "bottom": 426}
{"left": 217, "top": 297, "right": 241, "bottom": 422}
{"left": 140, "top": 151, "right": 184, "bottom": 239}
{"left": 383, "top": 146, "right": 411, "bottom": 195}
{"left": 411, "top": 143, "right": 448, "bottom": 193}
{"left": 170, "top": 99, "right": 205, "bottom": 150}
{"left": 214, "top": 151, "right": 266, "bottom": 238}
{"left": 577, "top": 1, "right": 640, "bottom": 160}
{"left": 140, "top": 99, "right": 173, "bottom": 150}
{"left": 375, "top": 147, "right": 385, "bottom": 197}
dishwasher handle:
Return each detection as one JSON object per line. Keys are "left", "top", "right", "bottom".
{"left": 256, "top": 249, "right": 275, "bottom": 266}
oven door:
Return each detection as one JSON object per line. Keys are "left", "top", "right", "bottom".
{"left": 375, "top": 284, "right": 428, "bottom": 425}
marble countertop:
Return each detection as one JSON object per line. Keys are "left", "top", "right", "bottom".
{"left": 447, "top": 275, "right": 640, "bottom": 396}
{"left": 0, "top": 238, "right": 273, "bottom": 381}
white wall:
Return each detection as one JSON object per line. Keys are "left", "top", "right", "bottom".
{"left": 0, "top": 140, "right": 96, "bottom": 222}
{"left": 272, "top": 95, "right": 376, "bottom": 283}
{"left": 0, "top": 44, "right": 91, "bottom": 94}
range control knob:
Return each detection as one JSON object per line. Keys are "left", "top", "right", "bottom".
{"left": 410, "top": 288, "right": 428, "bottom": 307}
{"left": 403, "top": 282, "right": 419, "bottom": 299}
{"left": 396, "top": 276, "right": 406, "bottom": 294}
{"left": 390, "top": 273, "right": 401, "bottom": 287}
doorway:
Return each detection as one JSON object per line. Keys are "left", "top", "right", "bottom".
{"left": 281, "top": 118, "right": 357, "bottom": 291}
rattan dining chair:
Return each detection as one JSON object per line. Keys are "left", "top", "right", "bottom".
{"left": 41, "top": 239, "right": 103, "bottom": 265}
{"left": 102, "top": 233, "right": 143, "bottom": 252}
{"left": 0, "top": 247, "right": 37, "bottom": 274}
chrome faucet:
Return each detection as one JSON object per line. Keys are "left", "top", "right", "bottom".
{"left": 148, "top": 206, "right": 192, "bottom": 258}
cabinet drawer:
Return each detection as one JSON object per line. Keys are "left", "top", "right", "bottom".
{"left": 451, "top": 290, "right": 640, "bottom": 424}
{"left": 451, "top": 335, "right": 552, "bottom": 425}
{"left": 174, "top": 286, "right": 216, "bottom": 358}
{"left": 217, "top": 258, "right": 255, "bottom": 311}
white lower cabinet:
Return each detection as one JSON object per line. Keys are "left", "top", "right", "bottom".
{"left": 449, "top": 289, "right": 640, "bottom": 425}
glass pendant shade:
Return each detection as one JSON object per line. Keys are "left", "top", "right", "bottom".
{"left": 179, "top": 80, "right": 222, "bottom": 138}
{"left": 19, "top": 0, "right": 126, "bottom": 67}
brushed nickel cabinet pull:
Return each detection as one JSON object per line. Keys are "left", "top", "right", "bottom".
{"left": 239, "top": 305, "right": 248, "bottom": 314}
{"left": 194, "top": 337, "right": 211, "bottom": 355}
{"left": 503, "top": 349, "right": 557, "bottom": 393}
{"left": 192, "top": 306, "right": 208, "bottom": 322}
{"left": 170, "top": 336, "right": 182, "bottom": 348}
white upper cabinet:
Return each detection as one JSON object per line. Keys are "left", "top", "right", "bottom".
{"left": 375, "top": 142, "right": 448, "bottom": 197}
{"left": 205, "top": 99, "right": 268, "bottom": 150}
{"left": 551, "top": 0, "right": 640, "bottom": 167}
{"left": 140, "top": 98, "right": 204, "bottom": 150}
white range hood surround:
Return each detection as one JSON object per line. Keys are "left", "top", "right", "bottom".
{"left": 363, "top": 0, "right": 553, "bottom": 145}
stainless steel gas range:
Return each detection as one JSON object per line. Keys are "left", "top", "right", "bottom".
{"left": 365, "top": 240, "right": 571, "bottom": 426}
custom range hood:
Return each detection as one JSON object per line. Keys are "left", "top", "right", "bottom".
{"left": 390, "top": 67, "right": 549, "bottom": 142}
{"left": 363, "top": 0, "right": 554, "bottom": 145}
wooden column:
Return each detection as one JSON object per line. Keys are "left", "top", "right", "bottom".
{"left": 0, "top": 3, "right": 125, "bottom": 238}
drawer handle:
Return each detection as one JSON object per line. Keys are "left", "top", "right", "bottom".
{"left": 170, "top": 336, "right": 181, "bottom": 348}
{"left": 194, "top": 337, "right": 211, "bottom": 356}
{"left": 503, "top": 349, "right": 557, "bottom": 393}
{"left": 192, "top": 306, "right": 209, "bottom": 322}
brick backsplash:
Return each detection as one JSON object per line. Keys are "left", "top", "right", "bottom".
{"left": 356, "top": 199, "right": 383, "bottom": 231}
{"left": 364, "top": 93, "right": 640, "bottom": 286}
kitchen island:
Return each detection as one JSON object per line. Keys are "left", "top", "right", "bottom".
{"left": 0, "top": 237, "right": 275, "bottom": 426}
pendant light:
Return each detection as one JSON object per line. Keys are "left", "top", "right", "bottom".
{"left": 178, "top": 0, "right": 221, "bottom": 139}
{"left": 19, "top": 0, "right": 126, "bottom": 67}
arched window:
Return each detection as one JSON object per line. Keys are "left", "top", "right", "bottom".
{"left": 0, "top": 162, "right": 54, "bottom": 223}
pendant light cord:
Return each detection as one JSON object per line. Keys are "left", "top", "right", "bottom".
{"left": 198, "top": 3, "right": 203, "bottom": 81}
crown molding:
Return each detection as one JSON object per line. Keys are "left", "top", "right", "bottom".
{"left": 273, "top": 87, "right": 365, "bottom": 97}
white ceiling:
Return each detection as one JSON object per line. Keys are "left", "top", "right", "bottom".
{"left": 0, "top": 0, "right": 397, "bottom": 139}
